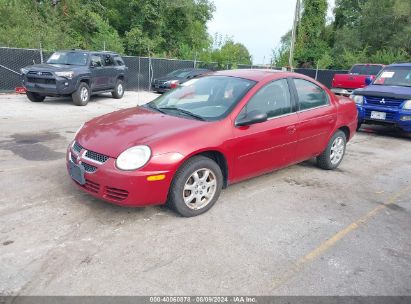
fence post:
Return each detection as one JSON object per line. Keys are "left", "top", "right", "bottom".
{"left": 39, "top": 42, "right": 43, "bottom": 64}
{"left": 315, "top": 62, "right": 319, "bottom": 80}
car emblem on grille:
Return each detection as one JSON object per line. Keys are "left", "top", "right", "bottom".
{"left": 37, "top": 72, "right": 42, "bottom": 76}
{"left": 77, "top": 155, "right": 81, "bottom": 162}
{"left": 380, "top": 98, "right": 386, "bottom": 104}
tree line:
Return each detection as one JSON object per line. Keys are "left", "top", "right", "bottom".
{"left": 0, "top": 0, "right": 252, "bottom": 67}
{"left": 273, "top": 0, "right": 411, "bottom": 69}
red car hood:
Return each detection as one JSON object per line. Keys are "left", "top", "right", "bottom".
{"left": 76, "top": 107, "right": 205, "bottom": 158}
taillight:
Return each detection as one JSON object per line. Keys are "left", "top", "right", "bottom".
{"left": 170, "top": 80, "right": 179, "bottom": 89}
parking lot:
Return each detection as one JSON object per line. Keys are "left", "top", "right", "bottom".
{"left": 0, "top": 92, "right": 410, "bottom": 296}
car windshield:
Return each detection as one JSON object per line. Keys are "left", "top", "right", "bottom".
{"left": 146, "top": 76, "right": 256, "bottom": 121}
{"left": 350, "top": 65, "right": 383, "bottom": 75}
{"left": 373, "top": 66, "right": 411, "bottom": 87}
{"left": 47, "top": 52, "right": 88, "bottom": 66}
{"left": 166, "top": 69, "right": 192, "bottom": 78}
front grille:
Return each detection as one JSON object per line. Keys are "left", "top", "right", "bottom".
{"left": 365, "top": 109, "right": 396, "bottom": 121}
{"left": 28, "top": 71, "right": 53, "bottom": 76}
{"left": 27, "top": 77, "right": 56, "bottom": 85}
{"left": 365, "top": 96, "right": 405, "bottom": 108}
{"left": 82, "top": 162, "right": 97, "bottom": 173}
{"left": 73, "top": 141, "right": 83, "bottom": 154}
{"left": 104, "top": 186, "right": 129, "bottom": 201}
{"left": 70, "top": 153, "right": 76, "bottom": 163}
{"left": 83, "top": 179, "right": 100, "bottom": 193}
{"left": 85, "top": 150, "right": 109, "bottom": 164}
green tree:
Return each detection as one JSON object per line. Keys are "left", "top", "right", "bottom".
{"left": 294, "top": 0, "right": 329, "bottom": 68}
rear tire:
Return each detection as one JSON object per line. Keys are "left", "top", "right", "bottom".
{"left": 112, "top": 79, "right": 124, "bottom": 99}
{"left": 317, "top": 130, "right": 347, "bottom": 170}
{"left": 72, "top": 82, "right": 90, "bottom": 106}
{"left": 168, "top": 156, "right": 223, "bottom": 217}
{"left": 26, "top": 91, "right": 45, "bottom": 102}
{"left": 356, "top": 122, "right": 362, "bottom": 131}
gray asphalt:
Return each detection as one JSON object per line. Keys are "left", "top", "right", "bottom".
{"left": 0, "top": 92, "right": 410, "bottom": 295}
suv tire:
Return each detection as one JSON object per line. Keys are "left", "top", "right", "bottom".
{"left": 112, "top": 79, "right": 124, "bottom": 99}
{"left": 168, "top": 156, "right": 223, "bottom": 217}
{"left": 26, "top": 91, "right": 45, "bottom": 103}
{"left": 72, "top": 82, "right": 90, "bottom": 106}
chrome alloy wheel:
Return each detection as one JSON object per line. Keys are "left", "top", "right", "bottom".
{"left": 330, "top": 136, "right": 345, "bottom": 165}
{"left": 80, "top": 86, "right": 89, "bottom": 102}
{"left": 117, "top": 83, "right": 123, "bottom": 95}
{"left": 183, "top": 168, "right": 217, "bottom": 210}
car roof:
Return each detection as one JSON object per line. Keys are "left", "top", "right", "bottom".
{"left": 212, "top": 69, "right": 297, "bottom": 82}
{"left": 387, "top": 63, "right": 411, "bottom": 68}
{"left": 57, "top": 50, "right": 120, "bottom": 56}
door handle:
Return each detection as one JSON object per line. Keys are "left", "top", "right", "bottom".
{"left": 287, "top": 125, "right": 297, "bottom": 134}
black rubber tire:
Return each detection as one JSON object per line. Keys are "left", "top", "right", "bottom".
{"left": 26, "top": 91, "right": 45, "bottom": 102}
{"left": 72, "top": 82, "right": 90, "bottom": 106}
{"left": 111, "top": 79, "right": 124, "bottom": 99}
{"left": 356, "top": 122, "right": 362, "bottom": 131}
{"left": 168, "top": 156, "right": 223, "bottom": 217}
{"left": 316, "top": 130, "right": 347, "bottom": 170}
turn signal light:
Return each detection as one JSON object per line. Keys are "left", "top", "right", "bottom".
{"left": 147, "top": 174, "right": 166, "bottom": 181}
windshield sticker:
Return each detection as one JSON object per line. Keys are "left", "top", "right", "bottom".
{"left": 381, "top": 71, "right": 395, "bottom": 78}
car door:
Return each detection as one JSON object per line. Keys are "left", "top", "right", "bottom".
{"left": 90, "top": 54, "right": 105, "bottom": 91}
{"left": 291, "top": 78, "right": 337, "bottom": 161}
{"left": 101, "top": 54, "right": 116, "bottom": 89}
{"left": 230, "top": 78, "right": 299, "bottom": 182}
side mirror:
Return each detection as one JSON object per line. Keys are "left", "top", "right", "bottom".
{"left": 365, "top": 76, "right": 373, "bottom": 86}
{"left": 236, "top": 110, "right": 268, "bottom": 127}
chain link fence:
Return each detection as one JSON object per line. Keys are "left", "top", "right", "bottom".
{"left": 0, "top": 47, "right": 348, "bottom": 92}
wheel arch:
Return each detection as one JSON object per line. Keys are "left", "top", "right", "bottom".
{"left": 178, "top": 149, "right": 229, "bottom": 188}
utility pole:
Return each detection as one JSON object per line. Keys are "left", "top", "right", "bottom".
{"left": 289, "top": 0, "right": 301, "bottom": 71}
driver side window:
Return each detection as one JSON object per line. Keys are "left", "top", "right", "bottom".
{"left": 239, "top": 79, "right": 291, "bottom": 119}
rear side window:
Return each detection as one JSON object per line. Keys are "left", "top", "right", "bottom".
{"left": 350, "top": 65, "right": 383, "bottom": 75}
{"left": 102, "top": 55, "right": 115, "bottom": 66}
{"left": 114, "top": 56, "right": 125, "bottom": 66}
{"left": 239, "top": 79, "right": 292, "bottom": 119}
{"left": 293, "top": 78, "right": 328, "bottom": 111}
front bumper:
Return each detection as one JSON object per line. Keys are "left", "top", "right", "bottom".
{"left": 22, "top": 74, "right": 77, "bottom": 95}
{"left": 357, "top": 104, "right": 411, "bottom": 131}
{"left": 331, "top": 88, "right": 354, "bottom": 96}
{"left": 66, "top": 143, "right": 181, "bottom": 207}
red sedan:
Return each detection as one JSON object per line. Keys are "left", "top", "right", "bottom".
{"left": 67, "top": 70, "right": 358, "bottom": 217}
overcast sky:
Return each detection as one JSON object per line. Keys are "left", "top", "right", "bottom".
{"left": 207, "top": 0, "right": 335, "bottom": 64}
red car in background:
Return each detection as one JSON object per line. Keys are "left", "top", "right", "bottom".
{"left": 67, "top": 70, "right": 357, "bottom": 217}
{"left": 331, "top": 64, "right": 384, "bottom": 96}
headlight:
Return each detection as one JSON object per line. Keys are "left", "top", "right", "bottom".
{"left": 74, "top": 123, "right": 84, "bottom": 138}
{"left": 20, "top": 68, "right": 29, "bottom": 75}
{"left": 403, "top": 100, "right": 411, "bottom": 110}
{"left": 116, "top": 145, "right": 151, "bottom": 171}
{"left": 350, "top": 95, "right": 364, "bottom": 105}
{"left": 55, "top": 71, "right": 74, "bottom": 79}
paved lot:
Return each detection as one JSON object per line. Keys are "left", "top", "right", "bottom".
{"left": 0, "top": 92, "right": 410, "bottom": 296}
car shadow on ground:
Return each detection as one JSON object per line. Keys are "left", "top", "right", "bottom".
{"left": 39, "top": 93, "right": 117, "bottom": 106}
{"left": 358, "top": 125, "right": 411, "bottom": 140}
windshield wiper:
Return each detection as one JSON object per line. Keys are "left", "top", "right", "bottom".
{"left": 157, "top": 107, "right": 205, "bottom": 121}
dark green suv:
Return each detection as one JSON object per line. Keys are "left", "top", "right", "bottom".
{"left": 21, "top": 50, "right": 128, "bottom": 106}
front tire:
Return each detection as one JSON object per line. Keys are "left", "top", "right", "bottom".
{"left": 317, "top": 130, "right": 347, "bottom": 170}
{"left": 112, "top": 79, "right": 124, "bottom": 99}
{"left": 72, "top": 82, "right": 90, "bottom": 106}
{"left": 26, "top": 91, "right": 45, "bottom": 102}
{"left": 168, "top": 156, "right": 223, "bottom": 217}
